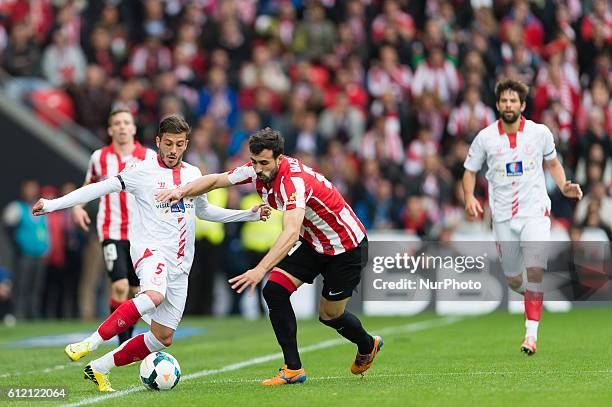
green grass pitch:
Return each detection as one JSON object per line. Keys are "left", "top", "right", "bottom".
{"left": 0, "top": 308, "right": 611, "bottom": 406}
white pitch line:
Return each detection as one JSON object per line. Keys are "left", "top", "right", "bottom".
{"left": 61, "top": 316, "right": 463, "bottom": 407}
{"left": 0, "top": 361, "right": 84, "bottom": 379}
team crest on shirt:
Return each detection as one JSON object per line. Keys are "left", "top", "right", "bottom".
{"left": 522, "top": 143, "right": 535, "bottom": 155}
{"left": 505, "top": 161, "right": 523, "bottom": 176}
{"left": 287, "top": 192, "right": 297, "bottom": 205}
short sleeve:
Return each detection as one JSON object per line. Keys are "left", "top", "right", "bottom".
{"left": 85, "top": 153, "right": 98, "bottom": 183}
{"left": 542, "top": 125, "right": 557, "bottom": 161}
{"left": 280, "top": 176, "right": 307, "bottom": 210}
{"left": 464, "top": 133, "right": 486, "bottom": 172}
{"left": 227, "top": 162, "right": 256, "bottom": 185}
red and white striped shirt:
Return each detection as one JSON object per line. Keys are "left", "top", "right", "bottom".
{"left": 447, "top": 101, "right": 496, "bottom": 138}
{"left": 85, "top": 142, "right": 156, "bottom": 241}
{"left": 228, "top": 156, "right": 366, "bottom": 255}
{"left": 411, "top": 61, "right": 461, "bottom": 104}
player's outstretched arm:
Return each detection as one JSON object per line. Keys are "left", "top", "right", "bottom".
{"left": 462, "top": 169, "right": 483, "bottom": 218}
{"left": 228, "top": 208, "right": 305, "bottom": 295}
{"left": 155, "top": 172, "right": 233, "bottom": 206}
{"left": 544, "top": 158, "right": 583, "bottom": 200}
{"left": 32, "top": 177, "right": 123, "bottom": 216}
{"left": 196, "top": 200, "right": 271, "bottom": 223}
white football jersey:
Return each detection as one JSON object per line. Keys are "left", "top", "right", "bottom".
{"left": 118, "top": 156, "right": 208, "bottom": 276}
{"left": 464, "top": 117, "right": 557, "bottom": 222}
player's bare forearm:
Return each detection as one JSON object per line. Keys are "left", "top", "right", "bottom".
{"left": 544, "top": 158, "right": 567, "bottom": 190}
{"left": 257, "top": 230, "right": 300, "bottom": 272}
{"left": 462, "top": 170, "right": 477, "bottom": 199}
{"left": 462, "top": 170, "right": 483, "bottom": 216}
{"left": 182, "top": 173, "right": 232, "bottom": 197}
{"left": 256, "top": 208, "right": 305, "bottom": 273}
{"left": 545, "top": 158, "right": 583, "bottom": 200}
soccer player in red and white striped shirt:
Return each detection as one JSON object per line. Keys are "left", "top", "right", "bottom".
{"left": 156, "top": 128, "right": 383, "bottom": 385}
{"left": 73, "top": 108, "right": 156, "bottom": 344}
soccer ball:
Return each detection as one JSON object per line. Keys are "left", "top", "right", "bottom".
{"left": 139, "top": 352, "right": 181, "bottom": 390}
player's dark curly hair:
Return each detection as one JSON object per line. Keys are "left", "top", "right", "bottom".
{"left": 248, "top": 127, "right": 284, "bottom": 157}
{"left": 158, "top": 114, "right": 191, "bottom": 139}
{"left": 495, "top": 78, "right": 529, "bottom": 104}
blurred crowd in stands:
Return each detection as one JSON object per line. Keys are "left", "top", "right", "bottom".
{"left": 0, "top": 0, "right": 610, "bottom": 321}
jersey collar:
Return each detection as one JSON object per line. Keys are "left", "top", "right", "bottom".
{"left": 109, "top": 141, "right": 144, "bottom": 156}
{"left": 497, "top": 115, "right": 526, "bottom": 135}
{"left": 156, "top": 154, "right": 185, "bottom": 169}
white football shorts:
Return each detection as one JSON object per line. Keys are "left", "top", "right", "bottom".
{"left": 493, "top": 216, "right": 551, "bottom": 277}
{"left": 132, "top": 247, "right": 188, "bottom": 330}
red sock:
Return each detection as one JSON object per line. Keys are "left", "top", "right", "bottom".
{"left": 98, "top": 299, "right": 141, "bottom": 340}
{"left": 524, "top": 290, "right": 543, "bottom": 321}
{"left": 112, "top": 334, "right": 151, "bottom": 367}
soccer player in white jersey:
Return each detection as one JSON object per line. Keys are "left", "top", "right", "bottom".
{"left": 462, "top": 79, "right": 582, "bottom": 355}
{"left": 157, "top": 128, "right": 381, "bottom": 386}
{"left": 74, "top": 108, "right": 156, "bottom": 345}
{"left": 32, "top": 114, "right": 271, "bottom": 392}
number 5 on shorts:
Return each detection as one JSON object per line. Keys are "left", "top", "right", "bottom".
{"left": 155, "top": 263, "right": 165, "bottom": 275}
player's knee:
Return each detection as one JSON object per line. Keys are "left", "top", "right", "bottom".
{"left": 159, "top": 336, "right": 173, "bottom": 347}
{"left": 153, "top": 332, "right": 173, "bottom": 347}
{"left": 111, "top": 280, "right": 129, "bottom": 300}
{"left": 144, "top": 290, "right": 165, "bottom": 307}
{"left": 319, "top": 307, "right": 344, "bottom": 321}
{"left": 526, "top": 267, "right": 544, "bottom": 282}
{"left": 506, "top": 275, "right": 523, "bottom": 289}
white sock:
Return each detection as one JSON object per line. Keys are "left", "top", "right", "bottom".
{"left": 83, "top": 331, "right": 104, "bottom": 351}
{"left": 133, "top": 294, "right": 157, "bottom": 315}
{"left": 525, "top": 319, "right": 539, "bottom": 339}
{"left": 91, "top": 340, "right": 130, "bottom": 374}
{"left": 143, "top": 331, "right": 165, "bottom": 352}
{"left": 91, "top": 331, "right": 166, "bottom": 374}
{"left": 526, "top": 282, "right": 543, "bottom": 293}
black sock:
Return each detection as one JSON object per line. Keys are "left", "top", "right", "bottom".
{"left": 320, "top": 312, "right": 374, "bottom": 354}
{"left": 119, "top": 324, "right": 135, "bottom": 344}
{"left": 263, "top": 281, "right": 301, "bottom": 370}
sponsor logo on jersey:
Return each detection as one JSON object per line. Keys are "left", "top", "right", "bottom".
{"left": 171, "top": 199, "right": 186, "bottom": 213}
{"left": 505, "top": 161, "right": 523, "bottom": 176}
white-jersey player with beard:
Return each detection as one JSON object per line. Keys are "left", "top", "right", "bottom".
{"left": 463, "top": 79, "right": 582, "bottom": 356}
{"left": 33, "top": 114, "right": 271, "bottom": 392}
